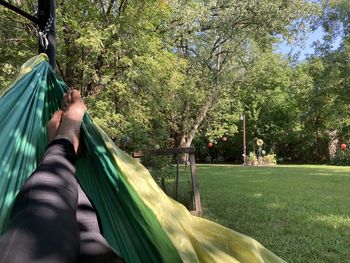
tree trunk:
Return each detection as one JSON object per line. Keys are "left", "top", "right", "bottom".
{"left": 328, "top": 130, "right": 338, "bottom": 160}
{"left": 174, "top": 100, "right": 211, "bottom": 163}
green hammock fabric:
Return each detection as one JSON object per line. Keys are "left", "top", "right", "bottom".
{"left": 0, "top": 54, "right": 181, "bottom": 263}
{"left": 0, "top": 55, "right": 286, "bottom": 263}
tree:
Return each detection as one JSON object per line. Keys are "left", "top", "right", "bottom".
{"left": 293, "top": 0, "right": 350, "bottom": 162}
{"left": 0, "top": 2, "right": 36, "bottom": 89}
{"left": 157, "top": 0, "right": 318, "bottom": 147}
{"left": 0, "top": 0, "right": 320, "bottom": 153}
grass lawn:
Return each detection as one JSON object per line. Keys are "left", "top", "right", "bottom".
{"left": 197, "top": 164, "right": 350, "bottom": 263}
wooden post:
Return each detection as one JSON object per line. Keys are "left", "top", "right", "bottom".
{"left": 175, "top": 156, "right": 179, "bottom": 201}
{"left": 189, "top": 153, "right": 202, "bottom": 216}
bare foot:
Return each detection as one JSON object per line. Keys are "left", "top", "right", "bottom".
{"left": 47, "top": 110, "right": 63, "bottom": 143}
{"left": 55, "top": 90, "right": 86, "bottom": 153}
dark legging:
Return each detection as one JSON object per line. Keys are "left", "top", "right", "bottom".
{"left": 0, "top": 139, "right": 123, "bottom": 263}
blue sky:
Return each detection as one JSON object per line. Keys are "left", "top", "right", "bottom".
{"left": 276, "top": 27, "right": 342, "bottom": 60}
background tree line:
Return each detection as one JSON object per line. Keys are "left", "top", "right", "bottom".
{"left": 1, "top": 0, "right": 350, "bottom": 164}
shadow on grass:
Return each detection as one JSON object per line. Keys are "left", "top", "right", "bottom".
{"left": 198, "top": 164, "right": 350, "bottom": 263}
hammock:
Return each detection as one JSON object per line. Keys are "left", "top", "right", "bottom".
{"left": 0, "top": 54, "right": 286, "bottom": 263}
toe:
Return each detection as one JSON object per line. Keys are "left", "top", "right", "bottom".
{"left": 61, "top": 93, "right": 70, "bottom": 111}
{"left": 71, "top": 89, "right": 81, "bottom": 102}
{"left": 48, "top": 110, "right": 63, "bottom": 125}
{"left": 47, "top": 110, "right": 63, "bottom": 143}
{"left": 52, "top": 110, "right": 63, "bottom": 121}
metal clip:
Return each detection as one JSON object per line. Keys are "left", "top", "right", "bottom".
{"left": 38, "top": 16, "right": 53, "bottom": 51}
{"left": 39, "top": 31, "right": 49, "bottom": 51}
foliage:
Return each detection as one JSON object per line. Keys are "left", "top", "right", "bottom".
{"left": 330, "top": 149, "right": 350, "bottom": 165}
{"left": 140, "top": 155, "right": 174, "bottom": 191}
{"left": 247, "top": 152, "right": 257, "bottom": 162}
{"left": 0, "top": 4, "right": 36, "bottom": 89}
{"left": 3, "top": 0, "right": 347, "bottom": 164}
{"left": 246, "top": 151, "right": 276, "bottom": 166}
{"left": 165, "top": 0, "right": 317, "bottom": 147}
{"left": 262, "top": 154, "right": 277, "bottom": 165}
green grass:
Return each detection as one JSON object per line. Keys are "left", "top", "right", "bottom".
{"left": 197, "top": 164, "right": 350, "bottom": 263}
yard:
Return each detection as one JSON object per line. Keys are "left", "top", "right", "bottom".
{"left": 197, "top": 165, "right": 350, "bottom": 263}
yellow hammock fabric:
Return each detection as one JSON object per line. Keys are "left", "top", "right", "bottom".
{"left": 0, "top": 55, "right": 286, "bottom": 263}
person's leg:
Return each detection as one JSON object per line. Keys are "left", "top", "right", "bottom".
{"left": 59, "top": 90, "right": 122, "bottom": 262}
{"left": 0, "top": 90, "right": 86, "bottom": 263}
{"left": 0, "top": 139, "right": 80, "bottom": 263}
{"left": 76, "top": 183, "right": 124, "bottom": 263}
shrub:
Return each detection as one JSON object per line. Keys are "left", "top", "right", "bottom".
{"left": 330, "top": 150, "right": 350, "bottom": 166}
{"left": 247, "top": 152, "right": 277, "bottom": 166}
{"left": 247, "top": 152, "right": 258, "bottom": 165}
{"left": 263, "top": 154, "right": 277, "bottom": 166}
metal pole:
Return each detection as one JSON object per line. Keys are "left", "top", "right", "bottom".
{"left": 243, "top": 115, "right": 247, "bottom": 165}
{"left": 38, "top": 0, "right": 56, "bottom": 68}
{"left": 0, "top": 0, "right": 56, "bottom": 68}
{"left": 0, "top": 0, "right": 37, "bottom": 23}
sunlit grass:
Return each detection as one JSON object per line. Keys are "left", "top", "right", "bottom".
{"left": 197, "top": 164, "right": 350, "bottom": 263}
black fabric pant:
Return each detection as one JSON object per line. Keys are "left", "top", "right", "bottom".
{"left": 0, "top": 139, "right": 123, "bottom": 263}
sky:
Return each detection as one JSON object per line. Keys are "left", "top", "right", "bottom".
{"left": 275, "top": 27, "right": 342, "bottom": 61}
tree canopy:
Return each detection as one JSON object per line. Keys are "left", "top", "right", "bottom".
{"left": 1, "top": 0, "right": 349, "bottom": 163}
